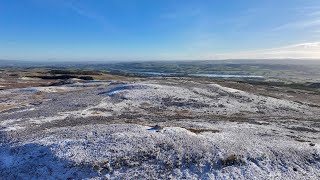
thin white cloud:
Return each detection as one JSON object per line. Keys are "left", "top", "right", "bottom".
{"left": 308, "top": 11, "right": 320, "bottom": 17}
{"left": 114, "top": 42, "right": 320, "bottom": 60}
{"left": 209, "top": 42, "right": 320, "bottom": 60}
{"left": 64, "top": 1, "right": 115, "bottom": 31}
{"left": 32, "top": 0, "right": 115, "bottom": 31}
{"left": 272, "top": 5, "right": 320, "bottom": 31}
{"left": 160, "top": 6, "right": 202, "bottom": 20}
{"left": 273, "top": 19, "right": 320, "bottom": 31}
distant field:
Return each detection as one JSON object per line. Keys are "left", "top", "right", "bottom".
{"left": 2, "top": 59, "right": 317, "bottom": 82}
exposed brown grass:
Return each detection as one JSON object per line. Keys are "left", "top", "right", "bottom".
{"left": 220, "top": 154, "right": 245, "bottom": 167}
{"left": 140, "top": 102, "right": 152, "bottom": 107}
{"left": 91, "top": 73, "right": 129, "bottom": 81}
{"left": 174, "top": 109, "right": 191, "bottom": 116}
{"left": 186, "top": 128, "right": 220, "bottom": 134}
{"left": 91, "top": 111, "right": 101, "bottom": 115}
{"left": 0, "top": 104, "right": 16, "bottom": 112}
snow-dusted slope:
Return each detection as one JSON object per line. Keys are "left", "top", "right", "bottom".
{"left": 96, "top": 81, "right": 315, "bottom": 117}
{"left": 0, "top": 79, "right": 319, "bottom": 179}
{"left": 1, "top": 122, "right": 319, "bottom": 179}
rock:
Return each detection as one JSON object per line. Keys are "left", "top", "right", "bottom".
{"left": 293, "top": 167, "right": 298, "bottom": 171}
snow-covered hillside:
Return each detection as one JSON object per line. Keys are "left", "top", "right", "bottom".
{"left": 0, "top": 79, "right": 319, "bottom": 179}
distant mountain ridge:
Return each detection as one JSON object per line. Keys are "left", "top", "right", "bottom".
{"left": 1, "top": 59, "right": 320, "bottom": 67}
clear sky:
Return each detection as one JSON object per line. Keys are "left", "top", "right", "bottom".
{"left": 1, "top": 0, "right": 320, "bottom": 61}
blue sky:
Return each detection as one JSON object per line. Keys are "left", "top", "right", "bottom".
{"left": 1, "top": 0, "right": 320, "bottom": 61}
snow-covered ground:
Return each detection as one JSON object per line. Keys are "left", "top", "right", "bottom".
{"left": 1, "top": 122, "right": 319, "bottom": 179}
{"left": 0, "top": 79, "right": 319, "bottom": 179}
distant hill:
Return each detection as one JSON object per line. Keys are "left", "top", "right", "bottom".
{"left": 0, "top": 59, "right": 37, "bottom": 67}
{"left": 1, "top": 59, "right": 320, "bottom": 68}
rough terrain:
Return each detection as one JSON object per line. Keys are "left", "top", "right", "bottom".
{"left": 0, "top": 78, "right": 320, "bottom": 179}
